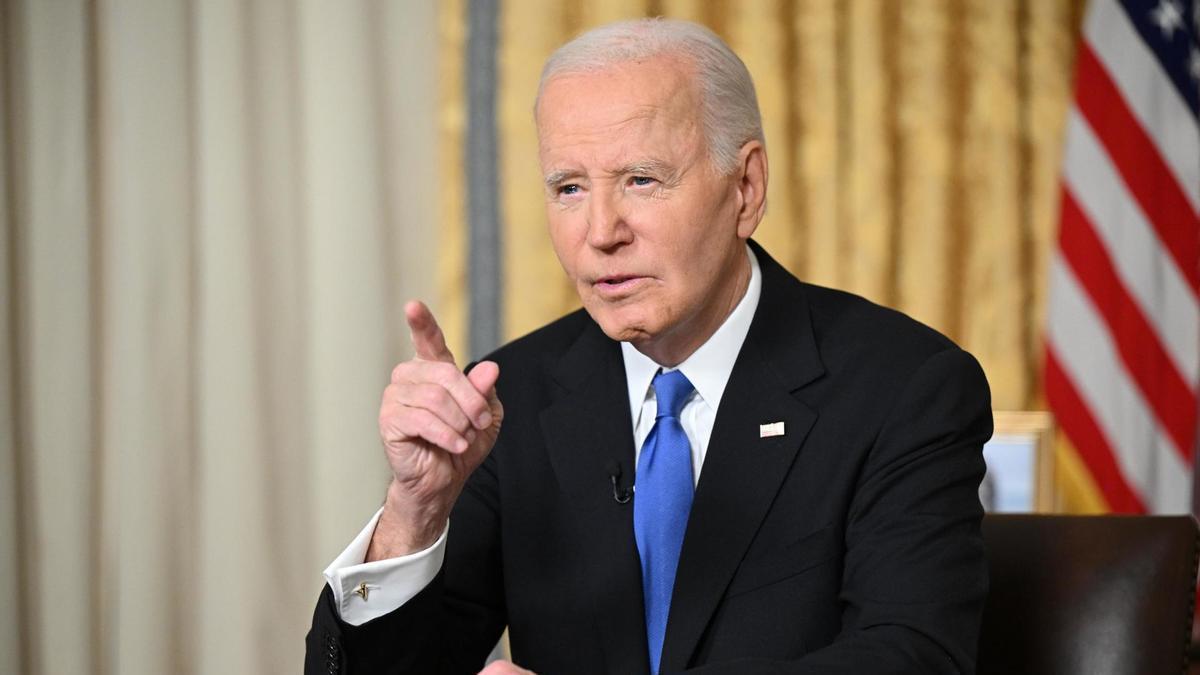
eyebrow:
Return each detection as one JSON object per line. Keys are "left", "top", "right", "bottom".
{"left": 543, "top": 159, "right": 676, "bottom": 189}
{"left": 544, "top": 170, "right": 577, "bottom": 189}
{"left": 616, "top": 159, "right": 674, "bottom": 177}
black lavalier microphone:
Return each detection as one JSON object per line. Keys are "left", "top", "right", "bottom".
{"left": 606, "top": 460, "right": 633, "bottom": 504}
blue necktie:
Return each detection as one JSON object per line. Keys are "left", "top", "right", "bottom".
{"left": 634, "top": 369, "right": 696, "bottom": 675}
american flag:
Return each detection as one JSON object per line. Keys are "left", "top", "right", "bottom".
{"left": 1044, "top": 0, "right": 1200, "bottom": 514}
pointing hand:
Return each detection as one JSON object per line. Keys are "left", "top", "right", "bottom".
{"left": 367, "top": 301, "right": 504, "bottom": 559}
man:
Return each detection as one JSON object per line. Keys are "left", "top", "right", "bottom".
{"left": 307, "top": 18, "right": 991, "bottom": 675}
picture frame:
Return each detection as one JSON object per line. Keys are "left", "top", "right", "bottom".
{"left": 980, "top": 411, "right": 1057, "bottom": 513}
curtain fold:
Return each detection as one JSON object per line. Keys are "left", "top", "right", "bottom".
{"left": 2, "top": 1, "right": 440, "bottom": 672}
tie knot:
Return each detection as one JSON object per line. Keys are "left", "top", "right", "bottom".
{"left": 653, "top": 369, "right": 694, "bottom": 420}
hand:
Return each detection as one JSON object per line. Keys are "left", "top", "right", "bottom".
{"left": 366, "top": 301, "right": 504, "bottom": 560}
{"left": 478, "top": 660, "right": 537, "bottom": 675}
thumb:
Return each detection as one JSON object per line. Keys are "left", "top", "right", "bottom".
{"left": 467, "top": 361, "right": 500, "bottom": 398}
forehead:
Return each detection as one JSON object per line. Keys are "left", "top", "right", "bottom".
{"left": 536, "top": 56, "right": 705, "bottom": 167}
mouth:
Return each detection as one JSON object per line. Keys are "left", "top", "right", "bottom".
{"left": 592, "top": 274, "right": 649, "bottom": 297}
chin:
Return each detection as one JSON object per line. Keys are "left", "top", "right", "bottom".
{"left": 587, "top": 305, "right": 657, "bottom": 344}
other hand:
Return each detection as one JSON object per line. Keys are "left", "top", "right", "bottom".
{"left": 478, "top": 660, "right": 537, "bottom": 675}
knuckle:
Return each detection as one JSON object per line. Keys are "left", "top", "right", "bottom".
{"left": 378, "top": 396, "right": 398, "bottom": 425}
{"left": 392, "top": 359, "right": 427, "bottom": 384}
{"left": 390, "top": 362, "right": 409, "bottom": 383}
{"left": 417, "top": 383, "right": 448, "bottom": 410}
{"left": 432, "top": 361, "right": 460, "bottom": 382}
{"left": 379, "top": 399, "right": 402, "bottom": 421}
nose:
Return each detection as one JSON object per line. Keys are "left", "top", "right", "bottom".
{"left": 585, "top": 188, "right": 633, "bottom": 251}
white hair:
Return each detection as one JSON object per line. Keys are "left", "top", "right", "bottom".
{"left": 535, "top": 18, "right": 765, "bottom": 175}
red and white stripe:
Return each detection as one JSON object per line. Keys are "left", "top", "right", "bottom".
{"left": 1045, "top": 0, "right": 1200, "bottom": 514}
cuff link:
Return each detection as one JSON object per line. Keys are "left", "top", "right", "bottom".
{"left": 353, "top": 582, "right": 377, "bottom": 601}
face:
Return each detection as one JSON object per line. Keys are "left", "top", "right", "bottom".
{"left": 536, "top": 55, "right": 766, "bottom": 365}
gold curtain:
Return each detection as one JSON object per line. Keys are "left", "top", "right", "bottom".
{"left": 438, "top": 0, "right": 1099, "bottom": 507}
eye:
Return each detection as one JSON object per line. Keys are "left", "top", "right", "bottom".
{"left": 557, "top": 184, "right": 581, "bottom": 196}
{"left": 630, "top": 176, "right": 655, "bottom": 187}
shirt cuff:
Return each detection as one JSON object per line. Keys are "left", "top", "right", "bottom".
{"left": 322, "top": 507, "right": 448, "bottom": 626}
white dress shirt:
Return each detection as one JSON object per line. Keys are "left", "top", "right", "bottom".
{"left": 325, "top": 246, "right": 762, "bottom": 625}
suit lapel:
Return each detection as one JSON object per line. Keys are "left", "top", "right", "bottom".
{"left": 661, "top": 243, "right": 826, "bottom": 671}
{"left": 540, "top": 323, "right": 651, "bottom": 675}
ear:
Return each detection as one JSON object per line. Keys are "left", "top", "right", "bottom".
{"left": 733, "top": 140, "right": 768, "bottom": 240}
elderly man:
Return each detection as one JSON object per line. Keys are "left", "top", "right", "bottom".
{"left": 306, "top": 18, "right": 990, "bottom": 675}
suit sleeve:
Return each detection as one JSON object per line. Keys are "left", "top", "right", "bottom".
{"left": 673, "top": 347, "right": 992, "bottom": 675}
{"left": 304, "top": 450, "right": 508, "bottom": 675}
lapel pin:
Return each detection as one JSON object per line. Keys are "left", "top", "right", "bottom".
{"left": 759, "top": 421, "right": 786, "bottom": 438}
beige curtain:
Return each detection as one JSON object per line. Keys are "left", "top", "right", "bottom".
{"left": 1, "top": 1, "right": 440, "bottom": 673}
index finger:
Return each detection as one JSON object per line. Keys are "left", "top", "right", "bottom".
{"left": 405, "top": 300, "right": 456, "bottom": 364}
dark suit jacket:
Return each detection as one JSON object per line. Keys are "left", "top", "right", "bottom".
{"left": 306, "top": 241, "right": 992, "bottom": 674}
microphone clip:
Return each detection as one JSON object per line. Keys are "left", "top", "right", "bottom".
{"left": 611, "top": 474, "right": 632, "bottom": 504}
{"left": 607, "top": 460, "right": 633, "bottom": 504}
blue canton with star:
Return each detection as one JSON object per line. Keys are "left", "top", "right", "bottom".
{"left": 1121, "top": 0, "right": 1199, "bottom": 122}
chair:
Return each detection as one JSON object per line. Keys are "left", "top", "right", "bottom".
{"left": 978, "top": 514, "right": 1199, "bottom": 675}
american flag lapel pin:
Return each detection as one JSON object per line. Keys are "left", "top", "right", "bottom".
{"left": 759, "top": 421, "right": 786, "bottom": 438}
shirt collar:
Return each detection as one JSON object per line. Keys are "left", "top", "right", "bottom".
{"left": 621, "top": 244, "right": 762, "bottom": 421}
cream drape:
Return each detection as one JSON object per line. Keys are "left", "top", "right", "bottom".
{"left": 1, "top": 1, "right": 439, "bottom": 673}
